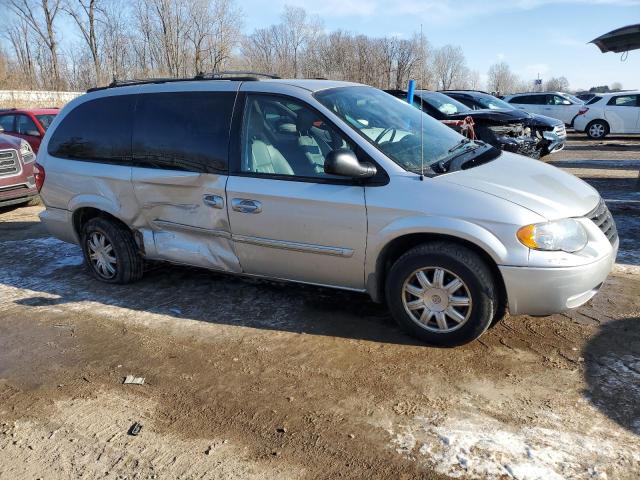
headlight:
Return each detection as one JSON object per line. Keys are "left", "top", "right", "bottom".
{"left": 20, "top": 140, "right": 35, "bottom": 163}
{"left": 517, "top": 218, "right": 588, "bottom": 252}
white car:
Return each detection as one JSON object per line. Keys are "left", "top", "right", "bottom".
{"left": 573, "top": 91, "right": 640, "bottom": 139}
{"left": 503, "top": 92, "right": 585, "bottom": 126}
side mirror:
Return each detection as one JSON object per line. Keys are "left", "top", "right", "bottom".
{"left": 26, "top": 129, "right": 40, "bottom": 137}
{"left": 324, "top": 149, "right": 376, "bottom": 179}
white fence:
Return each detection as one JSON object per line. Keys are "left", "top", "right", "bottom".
{"left": 0, "top": 90, "right": 83, "bottom": 108}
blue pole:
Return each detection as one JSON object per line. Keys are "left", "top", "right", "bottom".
{"left": 407, "top": 79, "right": 416, "bottom": 105}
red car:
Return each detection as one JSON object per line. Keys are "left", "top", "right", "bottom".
{"left": 0, "top": 107, "right": 59, "bottom": 153}
{"left": 0, "top": 127, "right": 39, "bottom": 208}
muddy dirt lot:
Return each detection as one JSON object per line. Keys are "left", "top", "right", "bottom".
{"left": 1, "top": 134, "right": 639, "bottom": 480}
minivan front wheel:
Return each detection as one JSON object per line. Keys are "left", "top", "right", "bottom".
{"left": 81, "top": 217, "right": 144, "bottom": 284}
{"left": 386, "top": 243, "right": 496, "bottom": 346}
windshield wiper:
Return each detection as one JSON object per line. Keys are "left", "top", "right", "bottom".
{"left": 447, "top": 137, "right": 472, "bottom": 153}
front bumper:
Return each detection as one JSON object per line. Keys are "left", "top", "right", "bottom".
{"left": 0, "top": 184, "right": 38, "bottom": 207}
{"left": 499, "top": 240, "right": 618, "bottom": 316}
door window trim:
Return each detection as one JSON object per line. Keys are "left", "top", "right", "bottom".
{"left": 228, "top": 92, "right": 389, "bottom": 186}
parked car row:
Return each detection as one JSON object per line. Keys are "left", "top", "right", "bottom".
{"left": 0, "top": 108, "right": 58, "bottom": 208}
{"left": 385, "top": 89, "right": 566, "bottom": 159}
{"left": 502, "top": 90, "right": 640, "bottom": 139}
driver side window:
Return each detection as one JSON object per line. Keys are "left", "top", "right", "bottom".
{"left": 241, "top": 95, "right": 353, "bottom": 179}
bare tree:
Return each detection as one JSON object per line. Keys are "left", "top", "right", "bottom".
{"left": 432, "top": 44, "right": 466, "bottom": 90}
{"left": 544, "top": 76, "right": 569, "bottom": 92}
{"left": 7, "top": 0, "right": 64, "bottom": 89}
{"left": 487, "top": 61, "right": 520, "bottom": 94}
{"left": 610, "top": 81, "right": 623, "bottom": 91}
{"left": 63, "top": 0, "right": 102, "bottom": 85}
{"left": 3, "top": 18, "right": 37, "bottom": 88}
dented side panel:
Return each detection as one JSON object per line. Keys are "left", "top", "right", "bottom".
{"left": 130, "top": 168, "right": 241, "bottom": 273}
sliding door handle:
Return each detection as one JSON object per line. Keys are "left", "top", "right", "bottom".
{"left": 232, "top": 198, "right": 262, "bottom": 214}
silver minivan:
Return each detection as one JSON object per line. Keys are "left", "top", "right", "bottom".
{"left": 36, "top": 76, "right": 618, "bottom": 346}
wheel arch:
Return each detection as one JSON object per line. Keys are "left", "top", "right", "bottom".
{"left": 72, "top": 206, "right": 132, "bottom": 242}
{"left": 367, "top": 232, "right": 507, "bottom": 308}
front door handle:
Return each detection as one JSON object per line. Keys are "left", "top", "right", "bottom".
{"left": 232, "top": 198, "right": 262, "bottom": 214}
{"left": 203, "top": 194, "right": 224, "bottom": 209}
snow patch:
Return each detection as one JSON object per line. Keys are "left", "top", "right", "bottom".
{"left": 389, "top": 410, "right": 640, "bottom": 480}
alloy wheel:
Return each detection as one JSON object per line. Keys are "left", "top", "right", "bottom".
{"left": 589, "top": 123, "right": 605, "bottom": 138}
{"left": 402, "top": 267, "right": 472, "bottom": 333}
{"left": 87, "top": 231, "right": 117, "bottom": 279}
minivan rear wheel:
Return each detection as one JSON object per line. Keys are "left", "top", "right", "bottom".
{"left": 385, "top": 242, "right": 496, "bottom": 346}
{"left": 81, "top": 217, "right": 144, "bottom": 284}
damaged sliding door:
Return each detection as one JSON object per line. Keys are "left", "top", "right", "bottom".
{"left": 129, "top": 88, "right": 241, "bottom": 272}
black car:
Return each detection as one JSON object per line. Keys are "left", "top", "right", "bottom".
{"left": 441, "top": 90, "right": 567, "bottom": 157}
{"left": 385, "top": 89, "right": 541, "bottom": 159}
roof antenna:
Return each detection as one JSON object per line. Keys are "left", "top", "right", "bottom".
{"left": 419, "top": 24, "right": 425, "bottom": 181}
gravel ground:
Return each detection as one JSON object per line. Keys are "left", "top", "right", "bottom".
{"left": 0, "top": 133, "right": 638, "bottom": 480}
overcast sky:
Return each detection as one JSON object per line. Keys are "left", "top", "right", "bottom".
{"left": 240, "top": 0, "right": 640, "bottom": 90}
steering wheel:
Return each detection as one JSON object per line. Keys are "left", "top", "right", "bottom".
{"left": 374, "top": 127, "right": 397, "bottom": 144}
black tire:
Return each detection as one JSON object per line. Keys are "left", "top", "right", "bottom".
{"left": 385, "top": 242, "right": 497, "bottom": 347}
{"left": 586, "top": 120, "right": 608, "bottom": 140}
{"left": 80, "top": 217, "right": 144, "bottom": 284}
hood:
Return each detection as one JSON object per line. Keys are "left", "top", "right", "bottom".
{"left": 0, "top": 133, "right": 22, "bottom": 149}
{"left": 447, "top": 108, "right": 529, "bottom": 124}
{"left": 525, "top": 113, "right": 563, "bottom": 128}
{"left": 440, "top": 152, "right": 599, "bottom": 220}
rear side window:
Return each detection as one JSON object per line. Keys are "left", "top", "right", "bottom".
{"left": 132, "top": 92, "right": 234, "bottom": 173}
{"left": 48, "top": 95, "right": 134, "bottom": 163}
{"left": 607, "top": 95, "right": 639, "bottom": 107}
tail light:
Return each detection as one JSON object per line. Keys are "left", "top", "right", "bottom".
{"left": 33, "top": 162, "right": 45, "bottom": 192}
{"left": 577, "top": 107, "right": 589, "bottom": 116}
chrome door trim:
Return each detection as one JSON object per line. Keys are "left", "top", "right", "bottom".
{"left": 153, "top": 219, "right": 231, "bottom": 239}
{"left": 232, "top": 234, "right": 354, "bottom": 257}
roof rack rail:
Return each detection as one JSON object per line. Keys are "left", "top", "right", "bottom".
{"left": 196, "top": 70, "right": 280, "bottom": 80}
{"left": 86, "top": 71, "right": 280, "bottom": 93}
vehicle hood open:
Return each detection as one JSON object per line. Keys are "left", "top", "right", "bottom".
{"left": 447, "top": 108, "right": 529, "bottom": 123}
{"left": 439, "top": 152, "right": 599, "bottom": 220}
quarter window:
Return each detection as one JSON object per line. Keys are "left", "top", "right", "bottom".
{"left": 241, "top": 94, "right": 353, "bottom": 179}
{"left": 48, "top": 95, "right": 135, "bottom": 163}
{"left": 132, "top": 92, "right": 234, "bottom": 173}
{"left": 607, "top": 95, "right": 638, "bottom": 107}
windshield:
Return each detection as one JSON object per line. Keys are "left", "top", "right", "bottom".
{"left": 36, "top": 114, "right": 56, "bottom": 131}
{"left": 314, "top": 86, "right": 481, "bottom": 173}
{"left": 471, "top": 93, "right": 514, "bottom": 110}
{"left": 416, "top": 91, "right": 471, "bottom": 115}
